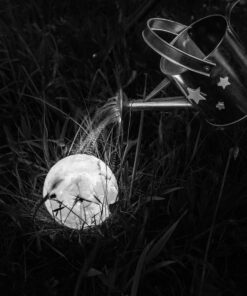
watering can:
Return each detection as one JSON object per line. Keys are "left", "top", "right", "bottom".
{"left": 119, "top": 0, "right": 247, "bottom": 127}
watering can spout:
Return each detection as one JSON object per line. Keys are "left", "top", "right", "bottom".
{"left": 114, "top": 91, "right": 194, "bottom": 126}
{"left": 124, "top": 97, "right": 193, "bottom": 111}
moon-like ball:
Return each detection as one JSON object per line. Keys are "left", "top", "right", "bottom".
{"left": 43, "top": 154, "right": 118, "bottom": 229}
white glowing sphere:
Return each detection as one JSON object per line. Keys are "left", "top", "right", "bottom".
{"left": 43, "top": 154, "right": 118, "bottom": 229}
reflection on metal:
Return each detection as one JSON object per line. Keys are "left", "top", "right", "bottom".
{"left": 125, "top": 97, "right": 193, "bottom": 111}
{"left": 141, "top": 0, "right": 247, "bottom": 127}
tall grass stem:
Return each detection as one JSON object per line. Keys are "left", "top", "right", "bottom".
{"left": 199, "top": 147, "right": 234, "bottom": 295}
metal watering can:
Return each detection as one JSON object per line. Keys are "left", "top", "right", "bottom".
{"left": 120, "top": 0, "right": 247, "bottom": 127}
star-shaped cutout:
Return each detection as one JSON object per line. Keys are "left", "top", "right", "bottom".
{"left": 217, "top": 76, "right": 231, "bottom": 89}
{"left": 187, "top": 87, "right": 206, "bottom": 104}
{"left": 216, "top": 101, "right": 225, "bottom": 111}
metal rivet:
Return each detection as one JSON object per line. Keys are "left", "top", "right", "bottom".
{"left": 204, "top": 66, "right": 211, "bottom": 72}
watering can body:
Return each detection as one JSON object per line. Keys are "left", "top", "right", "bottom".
{"left": 142, "top": 0, "right": 247, "bottom": 126}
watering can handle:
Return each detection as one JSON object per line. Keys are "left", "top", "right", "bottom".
{"left": 143, "top": 0, "right": 243, "bottom": 77}
{"left": 142, "top": 18, "right": 216, "bottom": 77}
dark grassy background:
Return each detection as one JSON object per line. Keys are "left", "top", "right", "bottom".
{"left": 1, "top": 0, "right": 247, "bottom": 295}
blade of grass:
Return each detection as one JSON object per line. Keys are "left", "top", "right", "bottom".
{"left": 24, "top": 94, "right": 87, "bottom": 131}
{"left": 146, "top": 210, "right": 187, "bottom": 263}
{"left": 146, "top": 260, "right": 176, "bottom": 274}
{"left": 130, "top": 210, "right": 187, "bottom": 296}
{"left": 198, "top": 147, "right": 234, "bottom": 296}
{"left": 130, "top": 241, "right": 153, "bottom": 296}
{"left": 128, "top": 74, "right": 148, "bottom": 200}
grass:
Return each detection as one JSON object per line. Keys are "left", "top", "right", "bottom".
{"left": 1, "top": 0, "right": 247, "bottom": 295}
